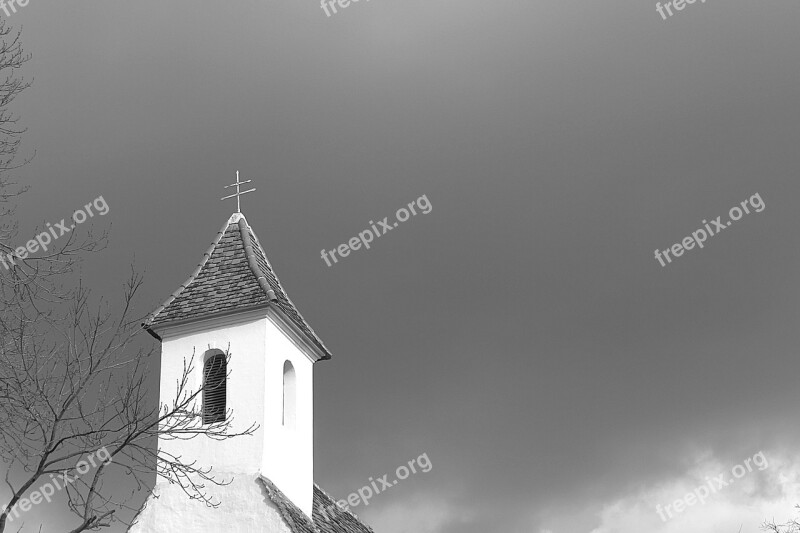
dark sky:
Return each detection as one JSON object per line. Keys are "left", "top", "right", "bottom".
{"left": 3, "top": 1, "right": 800, "bottom": 532}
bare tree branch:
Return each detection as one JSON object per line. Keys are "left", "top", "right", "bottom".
{"left": 763, "top": 505, "right": 800, "bottom": 533}
{"left": 0, "top": 20, "right": 257, "bottom": 532}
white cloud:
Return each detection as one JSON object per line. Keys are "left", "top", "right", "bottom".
{"left": 360, "top": 492, "right": 469, "bottom": 533}
{"left": 540, "top": 449, "right": 800, "bottom": 533}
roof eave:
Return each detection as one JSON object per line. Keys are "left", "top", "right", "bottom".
{"left": 267, "top": 305, "right": 332, "bottom": 362}
{"left": 144, "top": 302, "right": 273, "bottom": 340}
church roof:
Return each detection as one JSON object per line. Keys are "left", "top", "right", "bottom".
{"left": 143, "top": 213, "right": 332, "bottom": 360}
{"left": 257, "top": 477, "right": 375, "bottom": 533}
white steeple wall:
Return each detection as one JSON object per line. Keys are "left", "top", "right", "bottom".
{"left": 261, "top": 310, "right": 315, "bottom": 517}
{"left": 152, "top": 305, "right": 316, "bottom": 519}
{"left": 157, "top": 309, "right": 269, "bottom": 476}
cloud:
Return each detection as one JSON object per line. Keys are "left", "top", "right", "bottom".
{"left": 360, "top": 492, "right": 470, "bottom": 533}
{"left": 538, "top": 449, "right": 800, "bottom": 533}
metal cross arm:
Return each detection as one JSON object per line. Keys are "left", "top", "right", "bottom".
{"left": 221, "top": 171, "right": 256, "bottom": 213}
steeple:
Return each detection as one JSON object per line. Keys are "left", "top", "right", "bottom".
{"left": 142, "top": 209, "right": 330, "bottom": 518}
{"left": 131, "top": 182, "right": 375, "bottom": 533}
{"left": 144, "top": 212, "right": 331, "bottom": 361}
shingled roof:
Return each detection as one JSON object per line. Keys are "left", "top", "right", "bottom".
{"left": 257, "top": 477, "right": 375, "bottom": 533}
{"left": 143, "top": 213, "right": 332, "bottom": 360}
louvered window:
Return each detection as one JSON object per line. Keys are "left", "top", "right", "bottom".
{"left": 203, "top": 353, "right": 227, "bottom": 424}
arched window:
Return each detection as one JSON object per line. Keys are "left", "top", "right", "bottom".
{"left": 283, "top": 360, "right": 296, "bottom": 429}
{"left": 203, "top": 352, "right": 227, "bottom": 424}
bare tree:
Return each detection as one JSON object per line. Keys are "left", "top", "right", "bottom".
{"left": 0, "top": 21, "right": 256, "bottom": 533}
{"left": 763, "top": 506, "right": 800, "bottom": 533}
{"left": 0, "top": 17, "right": 31, "bottom": 250}
{"left": 0, "top": 274, "right": 258, "bottom": 533}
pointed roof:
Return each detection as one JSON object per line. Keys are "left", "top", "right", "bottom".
{"left": 144, "top": 213, "right": 332, "bottom": 360}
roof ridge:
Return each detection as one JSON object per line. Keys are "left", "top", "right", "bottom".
{"left": 143, "top": 214, "right": 238, "bottom": 332}
{"left": 241, "top": 219, "right": 334, "bottom": 359}
{"left": 313, "top": 483, "right": 375, "bottom": 528}
{"left": 257, "top": 475, "right": 320, "bottom": 533}
{"left": 239, "top": 217, "right": 278, "bottom": 302}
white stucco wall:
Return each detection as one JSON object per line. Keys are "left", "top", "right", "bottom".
{"left": 129, "top": 474, "right": 292, "bottom": 533}
{"left": 157, "top": 310, "right": 268, "bottom": 475}
{"left": 262, "top": 312, "right": 315, "bottom": 517}
{"left": 150, "top": 307, "right": 317, "bottom": 519}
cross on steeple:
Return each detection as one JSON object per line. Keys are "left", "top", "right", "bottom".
{"left": 221, "top": 171, "right": 256, "bottom": 213}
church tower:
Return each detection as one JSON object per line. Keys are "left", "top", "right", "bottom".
{"left": 142, "top": 210, "right": 330, "bottom": 517}
{"left": 130, "top": 175, "right": 374, "bottom": 533}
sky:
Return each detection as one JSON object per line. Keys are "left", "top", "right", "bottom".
{"left": 2, "top": 0, "right": 800, "bottom": 532}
